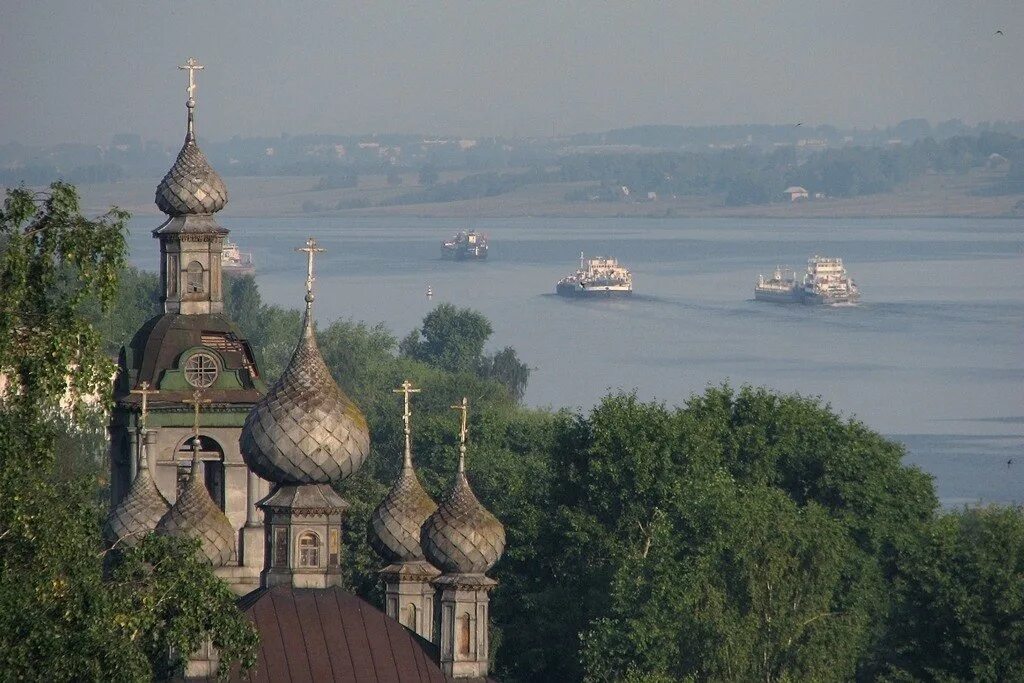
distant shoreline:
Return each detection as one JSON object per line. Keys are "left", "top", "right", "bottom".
{"left": 63, "top": 171, "right": 1024, "bottom": 222}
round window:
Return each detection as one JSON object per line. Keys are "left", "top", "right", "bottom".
{"left": 183, "top": 351, "right": 219, "bottom": 388}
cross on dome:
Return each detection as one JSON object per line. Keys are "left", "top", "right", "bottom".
{"left": 183, "top": 388, "right": 212, "bottom": 448}
{"left": 178, "top": 57, "right": 204, "bottom": 104}
{"left": 130, "top": 381, "right": 158, "bottom": 431}
{"left": 296, "top": 237, "right": 326, "bottom": 304}
{"left": 393, "top": 380, "right": 422, "bottom": 468}
{"left": 451, "top": 397, "right": 469, "bottom": 473}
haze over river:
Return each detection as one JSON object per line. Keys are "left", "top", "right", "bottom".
{"left": 127, "top": 216, "right": 1023, "bottom": 507}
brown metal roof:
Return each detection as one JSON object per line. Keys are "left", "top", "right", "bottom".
{"left": 228, "top": 586, "right": 493, "bottom": 683}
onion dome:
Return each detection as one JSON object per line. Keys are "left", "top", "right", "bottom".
{"left": 369, "top": 381, "right": 437, "bottom": 563}
{"left": 104, "top": 431, "right": 170, "bottom": 549}
{"left": 420, "top": 398, "right": 505, "bottom": 574}
{"left": 155, "top": 60, "right": 227, "bottom": 216}
{"left": 155, "top": 441, "right": 235, "bottom": 567}
{"left": 370, "top": 466, "right": 438, "bottom": 563}
{"left": 240, "top": 238, "right": 370, "bottom": 485}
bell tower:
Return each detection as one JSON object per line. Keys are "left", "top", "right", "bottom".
{"left": 109, "top": 59, "right": 267, "bottom": 595}
{"left": 154, "top": 58, "right": 230, "bottom": 316}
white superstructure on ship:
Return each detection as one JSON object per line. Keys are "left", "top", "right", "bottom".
{"left": 755, "top": 256, "right": 859, "bottom": 304}
{"left": 556, "top": 252, "right": 633, "bottom": 296}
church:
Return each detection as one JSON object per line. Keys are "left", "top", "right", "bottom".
{"left": 105, "top": 59, "right": 505, "bottom": 681}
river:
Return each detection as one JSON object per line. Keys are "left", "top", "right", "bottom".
{"left": 126, "top": 215, "right": 1023, "bottom": 506}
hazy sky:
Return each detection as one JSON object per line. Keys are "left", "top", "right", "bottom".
{"left": 1, "top": 1, "right": 1020, "bottom": 145}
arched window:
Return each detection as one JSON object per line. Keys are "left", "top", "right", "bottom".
{"left": 458, "top": 612, "right": 472, "bottom": 655}
{"left": 405, "top": 603, "right": 417, "bottom": 631}
{"left": 298, "top": 531, "right": 321, "bottom": 568}
{"left": 186, "top": 261, "right": 204, "bottom": 294}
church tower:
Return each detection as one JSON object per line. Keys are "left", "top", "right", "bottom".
{"left": 368, "top": 380, "right": 440, "bottom": 642}
{"left": 421, "top": 398, "right": 506, "bottom": 679}
{"left": 239, "top": 237, "right": 371, "bottom": 589}
{"left": 108, "top": 58, "right": 269, "bottom": 594}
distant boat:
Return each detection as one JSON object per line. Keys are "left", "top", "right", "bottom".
{"left": 426, "top": 285, "right": 433, "bottom": 299}
{"left": 441, "top": 230, "right": 488, "bottom": 260}
{"left": 801, "top": 255, "right": 859, "bottom": 305}
{"left": 556, "top": 252, "right": 633, "bottom": 297}
{"left": 754, "top": 256, "right": 859, "bottom": 305}
{"left": 754, "top": 266, "right": 802, "bottom": 303}
{"left": 221, "top": 239, "right": 255, "bottom": 275}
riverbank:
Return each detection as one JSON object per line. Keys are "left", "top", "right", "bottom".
{"left": 74, "top": 168, "right": 1023, "bottom": 220}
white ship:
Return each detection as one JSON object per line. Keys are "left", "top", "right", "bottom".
{"left": 221, "top": 239, "right": 255, "bottom": 275}
{"left": 556, "top": 252, "right": 633, "bottom": 297}
{"left": 754, "top": 266, "right": 802, "bottom": 303}
{"left": 755, "top": 256, "right": 859, "bottom": 305}
{"left": 801, "top": 255, "right": 859, "bottom": 304}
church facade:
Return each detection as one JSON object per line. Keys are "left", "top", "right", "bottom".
{"left": 107, "top": 58, "right": 268, "bottom": 592}
{"left": 106, "top": 60, "right": 506, "bottom": 681}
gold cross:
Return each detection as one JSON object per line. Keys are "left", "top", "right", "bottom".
{"left": 178, "top": 57, "right": 204, "bottom": 102}
{"left": 451, "top": 397, "right": 469, "bottom": 472}
{"left": 182, "top": 388, "right": 212, "bottom": 448}
{"left": 129, "top": 381, "right": 158, "bottom": 431}
{"left": 393, "top": 380, "right": 422, "bottom": 467}
{"left": 296, "top": 237, "right": 326, "bottom": 298}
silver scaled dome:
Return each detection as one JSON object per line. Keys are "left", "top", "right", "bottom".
{"left": 370, "top": 462, "right": 438, "bottom": 563}
{"left": 240, "top": 245, "right": 370, "bottom": 485}
{"left": 155, "top": 101, "right": 228, "bottom": 216}
{"left": 155, "top": 445, "right": 235, "bottom": 567}
{"left": 104, "top": 432, "right": 170, "bottom": 549}
{"left": 421, "top": 441, "right": 505, "bottom": 574}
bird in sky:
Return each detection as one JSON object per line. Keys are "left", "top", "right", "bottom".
{"left": 794, "top": 122, "right": 803, "bottom": 127}
{"left": 995, "top": 29, "right": 1004, "bottom": 35}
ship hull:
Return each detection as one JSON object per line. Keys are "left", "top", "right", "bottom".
{"left": 223, "top": 264, "right": 256, "bottom": 276}
{"left": 441, "top": 247, "right": 488, "bottom": 260}
{"left": 556, "top": 283, "right": 632, "bottom": 297}
{"left": 802, "top": 291, "right": 859, "bottom": 305}
{"left": 754, "top": 288, "right": 802, "bottom": 303}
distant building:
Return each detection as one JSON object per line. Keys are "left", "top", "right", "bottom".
{"left": 784, "top": 186, "right": 809, "bottom": 201}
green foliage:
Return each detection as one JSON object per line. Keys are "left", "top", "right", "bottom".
{"left": 881, "top": 506, "right": 1024, "bottom": 682}
{"left": 0, "top": 183, "right": 255, "bottom": 678}
{"left": 501, "top": 389, "right": 937, "bottom": 682}
{"left": 399, "top": 303, "right": 530, "bottom": 402}
{"left": 400, "top": 303, "right": 494, "bottom": 373}
{"left": 107, "top": 535, "right": 259, "bottom": 680}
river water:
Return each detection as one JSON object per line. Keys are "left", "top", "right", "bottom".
{"left": 126, "top": 215, "right": 1023, "bottom": 506}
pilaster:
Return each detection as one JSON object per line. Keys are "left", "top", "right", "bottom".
{"left": 434, "top": 574, "right": 497, "bottom": 679}
{"left": 380, "top": 560, "right": 441, "bottom": 642}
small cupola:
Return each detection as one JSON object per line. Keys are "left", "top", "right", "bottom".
{"left": 368, "top": 380, "right": 440, "bottom": 641}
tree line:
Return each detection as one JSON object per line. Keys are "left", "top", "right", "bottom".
{"left": 2, "top": 183, "right": 1022, "bottom": 680}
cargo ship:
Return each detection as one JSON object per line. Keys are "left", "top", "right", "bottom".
{"left": 754, "top": 256, "right": 859, "bottom": 304}
{"left": 754, "top": 266, "right": 802, "bottom": 303}
{"left": 556, "top": 252, "right": 633, "bottom": 297}
{"left": 441, "top": 230, "right": 488, "bottom": 260}
{"left": 221, "top": 239, "right": 255, "bottom": 275}
{"left": 801, "top": 255, "right": 859, "bottom": 304}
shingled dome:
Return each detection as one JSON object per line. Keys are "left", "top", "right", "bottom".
{"left": 155, "top": 445, "right": 235, "bottom": 567}
{"left": 155, "top": 100, "right": 227, "bottom": 216}
{"left": 239, "top": 252, "right": 370, "bottom": 485}
{"left": 369, "top": 464, "right": 438, "bottom": 564}
{"left": 104, "top": 432, "right": 170, "bottom": 549}
{"left": 420, "top": 470, "right": 505, "bottom": 575}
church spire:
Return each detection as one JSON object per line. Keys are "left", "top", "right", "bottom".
{"left": 239, "top": 237, "right": 370, "bottom": 589}
{"left": 153, "top": 58, "right": 229, "bottom": 315}
{"left": 368, "top": 381, "right": 439, "bottom": 640}
{"left": 178, "top": 57, "right": 204, "bottom": 143}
